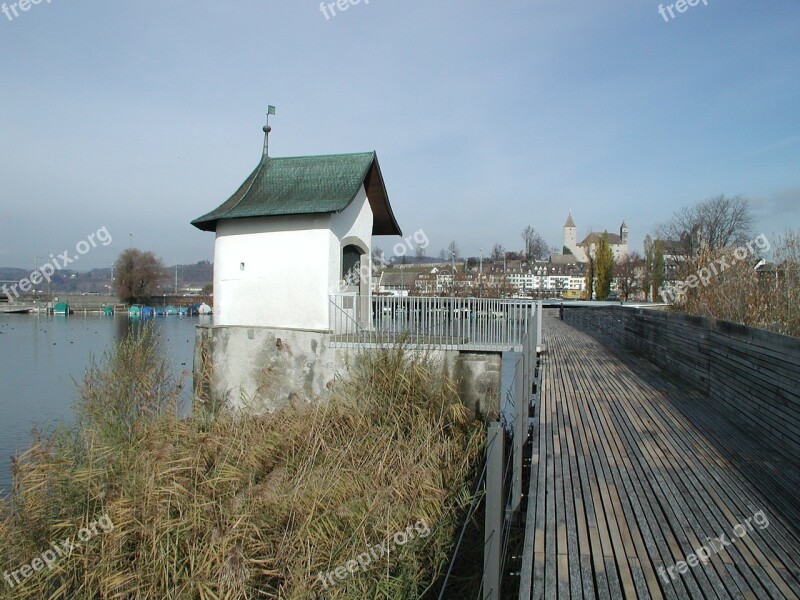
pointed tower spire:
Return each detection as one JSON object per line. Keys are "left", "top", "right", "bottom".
{"left": 564, "top": 211, "right": 576, "bottom": 228}
{"left": 262, "top": 105, "right": 276, "bottom": 158}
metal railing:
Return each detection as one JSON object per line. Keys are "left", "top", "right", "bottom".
{"left": 329, "top": 295, "right": 536, "bottom": 350}
{"left": 434, "top": 301, "right": 542, "bottom": 600}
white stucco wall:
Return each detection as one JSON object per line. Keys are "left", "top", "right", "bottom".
{"left": 212, "top": 188, "right": 374, "bottom": 331}
{"left": 328, "top": 185, "right": 373, "bottom": 294}
{"left": 213, "top": 215, "right": 333, "bottom": 329}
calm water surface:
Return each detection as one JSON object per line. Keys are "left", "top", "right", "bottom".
{"left": 0, "top": 313, "right": 208, "bottom": 496}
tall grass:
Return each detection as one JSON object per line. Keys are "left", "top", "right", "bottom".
{"left": 673, "top": 230, "right": 800, "bottom": 337}
{"left": 0, "top": 325, "right": 484, "bottom": 599}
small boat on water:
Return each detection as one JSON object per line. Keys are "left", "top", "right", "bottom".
{"left": 0, "top": 304, "right": 34, "bottom": 314}
{"left": 103, "top": 306, "right": 114, "bottom": 316}
{"left": 53, "top": 302, "right": 70, "bottom": 315}
{"left": 129, "top": 305, "right": 141, "bottom": 317}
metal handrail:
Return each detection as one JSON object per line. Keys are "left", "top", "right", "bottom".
{"left": 329, "top": 295, "right": 536, "bottom": 350}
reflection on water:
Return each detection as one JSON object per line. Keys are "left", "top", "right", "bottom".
{"left": 0, "top": 313, "right": 207, "bottom": 497}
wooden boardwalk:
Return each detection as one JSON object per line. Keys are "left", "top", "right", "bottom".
{"left": 523, "top": 312, "right": 800, "bottom": 599}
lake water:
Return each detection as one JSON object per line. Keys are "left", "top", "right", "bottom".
{"left": 0, "top": 313, "right": 208, "bottom": 497}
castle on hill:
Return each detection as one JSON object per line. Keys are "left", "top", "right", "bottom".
{"left": 562, "top": 213, "right": 628, "bottom": 263}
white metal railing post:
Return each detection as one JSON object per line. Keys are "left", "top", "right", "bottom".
{"left": 484, "top": 422, "right": 503, "bottom": 600}
{"left": 510, "top": 352, "right": 524, "bottom": 516}
{"left": 536, "top": 300, "right": 542, "bottom": 353}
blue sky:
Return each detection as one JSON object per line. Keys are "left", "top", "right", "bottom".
{"left": 1, "top": 0, "right": 798, "bottom": 269}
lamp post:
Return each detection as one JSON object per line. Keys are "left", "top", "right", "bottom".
{"left": 451, "top": 252, "right": 456, "bottom": 297}
{"left": 33, "top": 256, "right": 39, "bottom": 298}
{"left": 479, "top": 248, "right": 483, "bottom": 298}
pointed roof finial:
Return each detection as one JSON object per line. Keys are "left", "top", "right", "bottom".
{"left": 262, "top": 105, "right": 276, "bottom": 158}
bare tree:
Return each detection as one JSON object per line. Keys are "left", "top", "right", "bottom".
{"left": 490, "top": 243, "right": 504, "bottom": 261}
{"left": 415, "top": 245, "right": 425, "bottom": 263}
{"left": 615, "top": 252, "right": 644, "bottom": 301}
{"left": 372, "top": 245, "right": 386, "bottom": 269}
{"left": 114, "top": 249, "right": 166, "bottom": 303}
{"left": 447, "top": 241, "right": 461, "bottom": 260}
{"left": 584, "top": 256, "right": 594, "bottom": 300}
{"left": 521, "top": 226, "right": 549, "bottom": 261}
{"left": 772, "top": 230, "right": 800, "bottom": 336}
{"left": 672, "top": 229, "right": 799, "bottom": 337}
{"left": 657, "top": 194, "right": 754, "bottom": 260}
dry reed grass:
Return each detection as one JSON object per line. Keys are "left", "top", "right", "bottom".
{"left": 0, "top": 326, "right": 483, "bottom": 599}
{"left": 673, "top": 230, "right": 800, "bottom": 337}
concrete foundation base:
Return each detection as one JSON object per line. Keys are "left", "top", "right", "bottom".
{"left": 194, "top": 325, "right": 503, "bottom": 415}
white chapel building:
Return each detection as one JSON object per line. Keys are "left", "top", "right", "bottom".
{"left": 562, "top": 213, "right": 629, "bottom": 262}
{"left": 192, "top": 140, "right": 401, "bottom": 330}
{"left": 190, "top": 122, "right": 402, "bottom": 407}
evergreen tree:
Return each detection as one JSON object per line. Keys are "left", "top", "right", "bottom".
{"left": 643, "top": 235, "right": 655, "bottom": 302}
{"left": 595, "top": 233, "right": 614, "bottom": 300}
{"left": 585, "top": 256, "right": 594, "bottom": 300}
{"left": 653, "top": 241, "right": 665, "bottom": 301}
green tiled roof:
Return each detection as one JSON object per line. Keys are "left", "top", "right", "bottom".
{"left": 191, "top": 151, "right": 401, "bottom": 235}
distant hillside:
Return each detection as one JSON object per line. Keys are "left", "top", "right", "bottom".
{"left": 0, "top": 261, "right": 213, "bottom": 294}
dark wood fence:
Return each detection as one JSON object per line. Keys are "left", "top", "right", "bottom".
{"left": 563, "top": 305, "right": 800, "bottom": 457}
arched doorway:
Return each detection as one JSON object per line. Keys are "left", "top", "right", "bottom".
{"left": 340, "top": 238, "right": 371, "bottom": 327}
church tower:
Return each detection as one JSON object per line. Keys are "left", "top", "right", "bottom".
{"left": 620, "top": 220, "right": 628, "bottom": 244}
{"left": 564, "top": 212, "right": 577, "bottom": 252}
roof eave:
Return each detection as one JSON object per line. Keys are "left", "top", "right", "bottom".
{"left": 191, "top": 216, "right": 219, "bottom": 232}
{"left": 364, "top": 155, "right": 402, "bottom": 237}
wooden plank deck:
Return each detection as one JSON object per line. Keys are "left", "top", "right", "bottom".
{"left": 525, "top": 311, "right": 800, "bottom": 599}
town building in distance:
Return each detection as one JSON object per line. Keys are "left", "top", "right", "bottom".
{"left": 562, "top": 212, "right": 629, "bottom": 262}
{"left": 375, "top": 213, "right": 630, "bottom": 299}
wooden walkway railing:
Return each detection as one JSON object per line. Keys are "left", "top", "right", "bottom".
{"left": 519, "top": 311, "right": 800, "bottom": 599}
